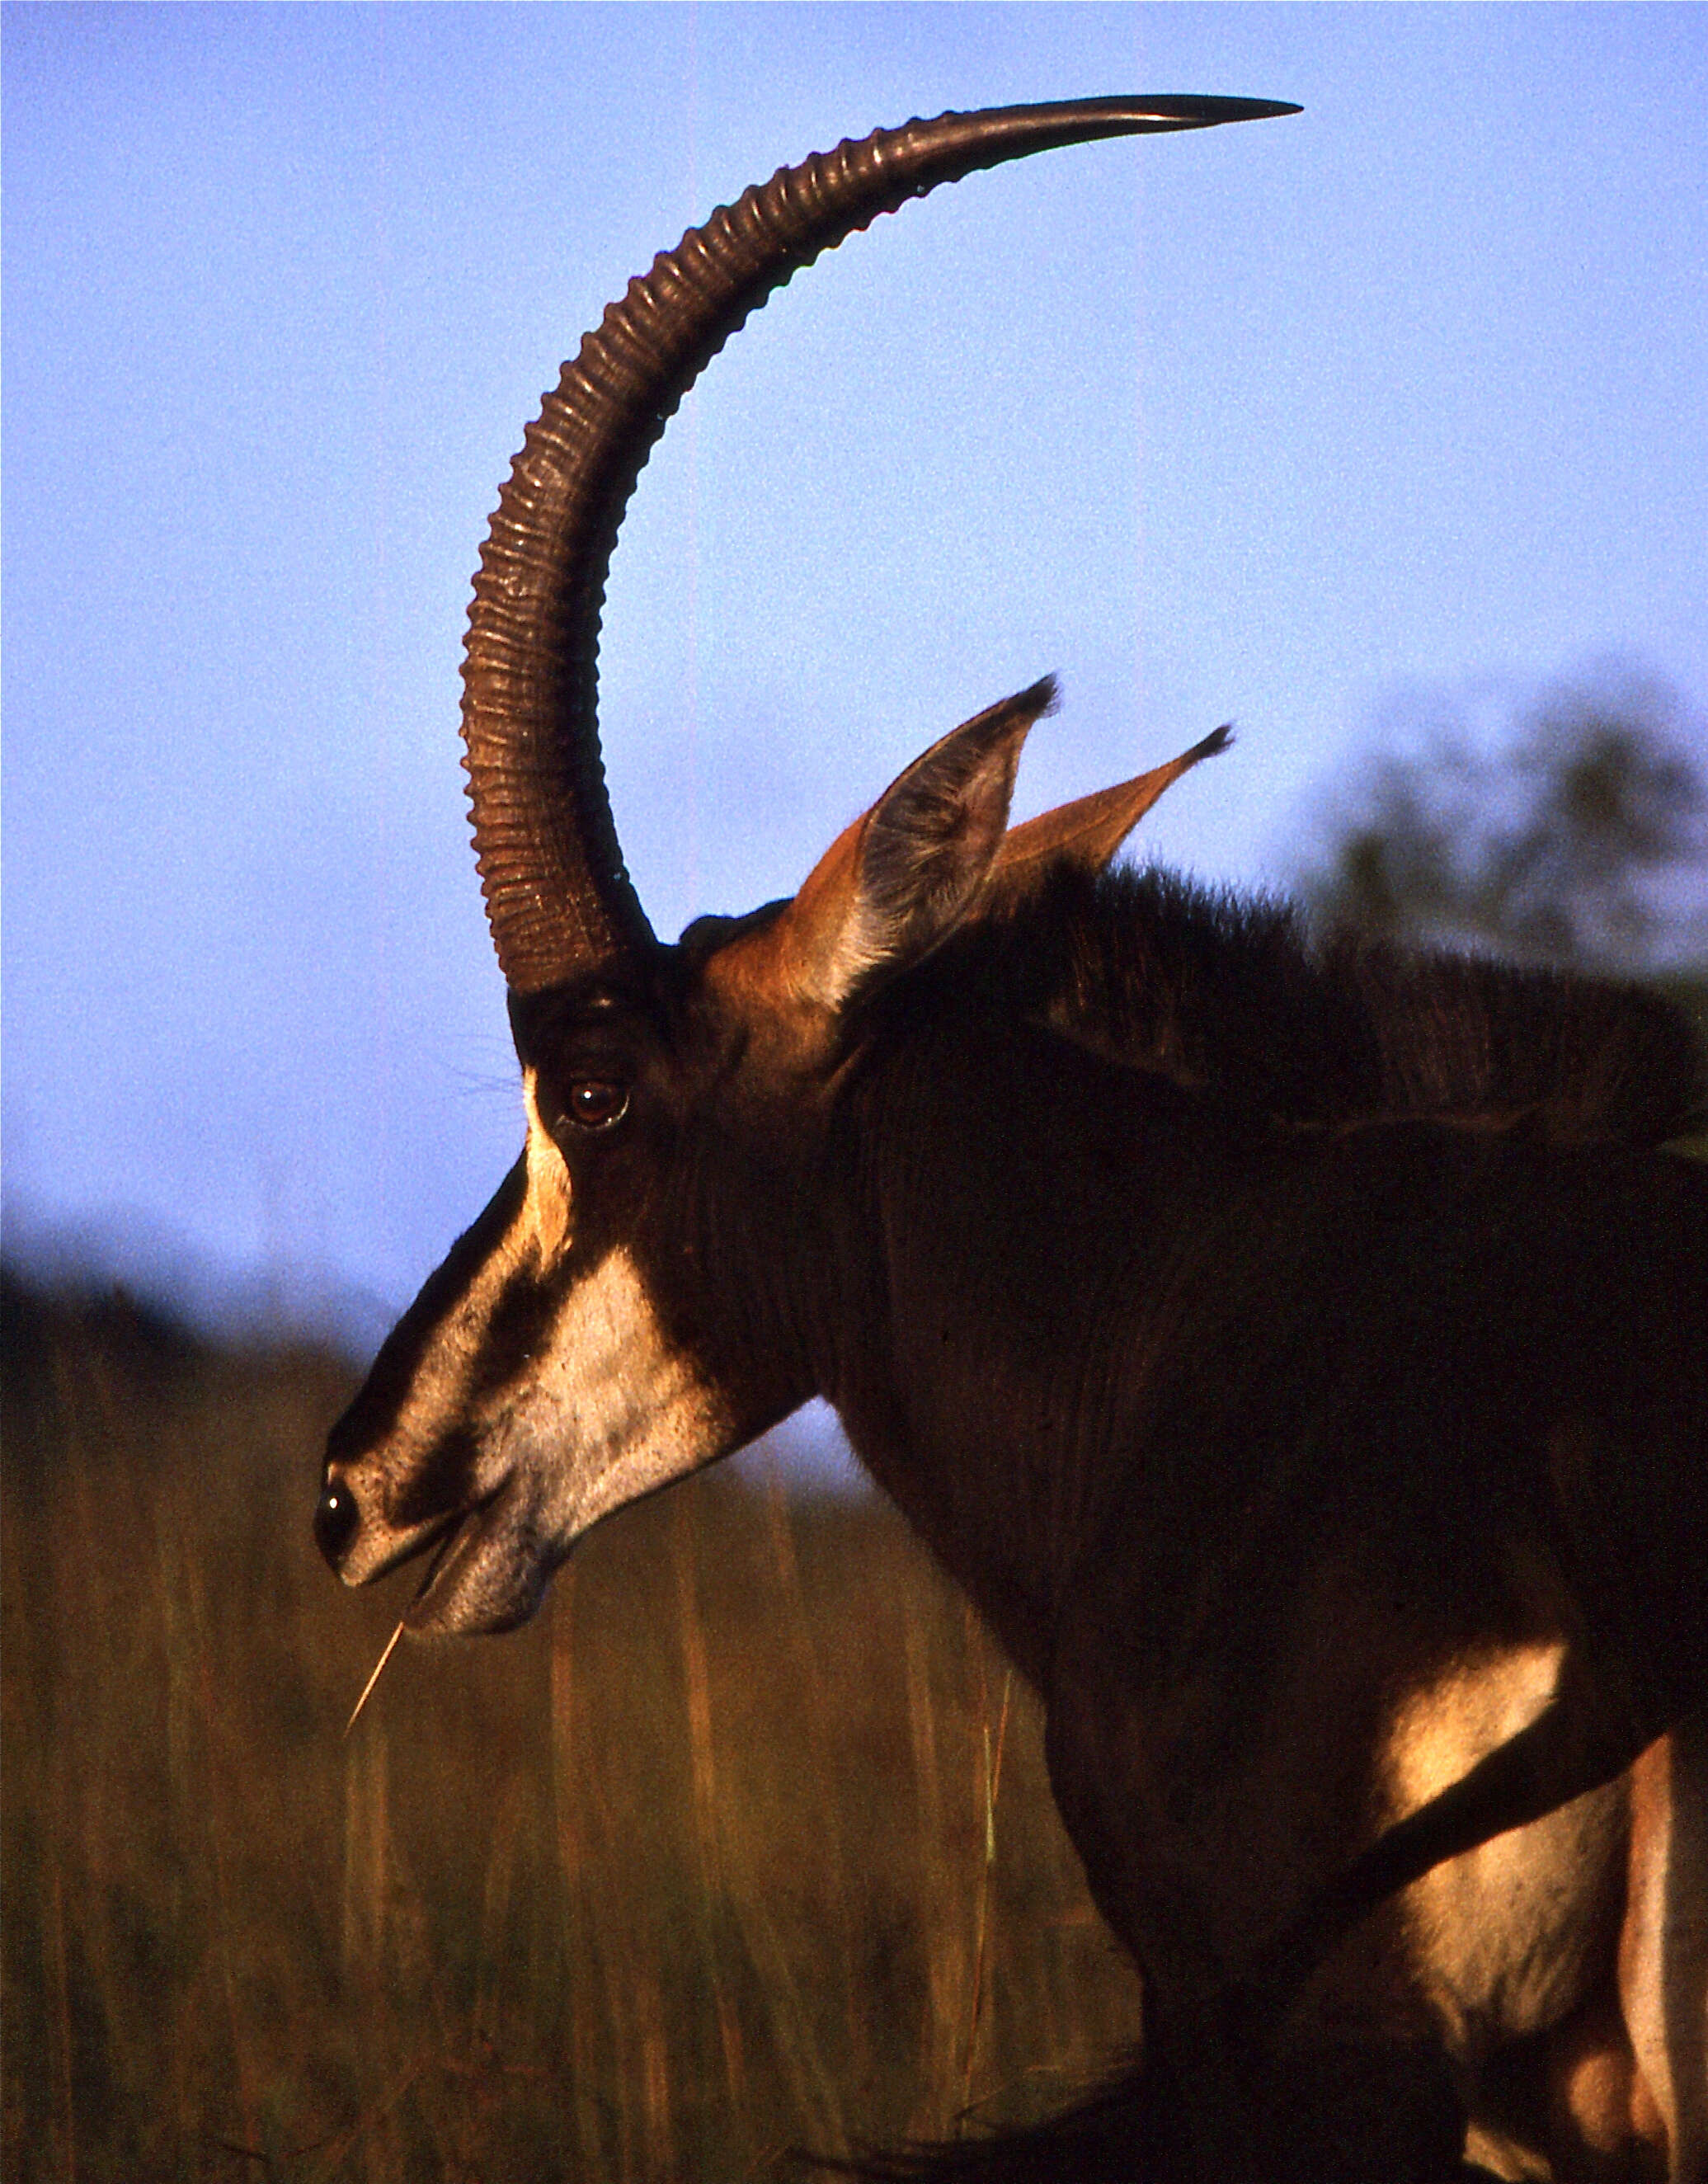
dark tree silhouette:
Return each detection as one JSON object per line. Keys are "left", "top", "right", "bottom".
{"left": 1305, "top": 664, "right": 1707, "bottom": 977}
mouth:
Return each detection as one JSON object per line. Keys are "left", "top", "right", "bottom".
{"left": 398, "top": 1480, "right": 551, "bottom": 1637}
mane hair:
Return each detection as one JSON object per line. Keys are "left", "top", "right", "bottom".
{"left": 953, "top": 863, "right": 1705, "bottom": 1144}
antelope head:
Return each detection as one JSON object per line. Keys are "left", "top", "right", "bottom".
{"left": 313, "top": 96, "right": 1287, "bottom": 1636}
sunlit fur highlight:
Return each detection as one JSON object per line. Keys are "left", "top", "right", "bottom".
{"left": 522, "top": 1069, "right": 573, "bottom": 1260}
{"left": 1382, "top": 1644, "right": 1627, "bottom": 2064}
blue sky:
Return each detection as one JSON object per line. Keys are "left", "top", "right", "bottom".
{"left": 5, "top": 3, "right": 1706, "bottom": 1344}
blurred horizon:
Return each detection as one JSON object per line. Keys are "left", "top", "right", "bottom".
{"left": 6, "top": 5, "right": 1706, "bottom": 1345}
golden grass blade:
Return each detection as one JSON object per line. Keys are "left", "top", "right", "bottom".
{"left": 961, "top": 1665, "right": 1016, "bottom": 2112}
{"left": 342, "top": 1520, "right": 467, "bottom": 1738}
{"left": 343, "top": 1619, "right": 404, "bottom": 1739}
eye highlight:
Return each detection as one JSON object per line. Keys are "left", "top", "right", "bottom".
{"left": 563, "top": 1079, "right": 629, "bottom": 1132}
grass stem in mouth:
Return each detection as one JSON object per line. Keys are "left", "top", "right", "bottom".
{"left": 343, "top": 1620, "right": 404, "bottom": 1739}
{"left": 343, "top": 1522, "right": 462, "bottom": 1735}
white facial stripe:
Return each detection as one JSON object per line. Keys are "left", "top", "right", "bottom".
{"left": 338, "top": 1074, "right": 572, "bottom": 1565}
{"left": 524, "top": 1070, "right": 573, "bottom": 1259}
{"left": 387, "top": 1068, "right": 575, "bottom": 1475}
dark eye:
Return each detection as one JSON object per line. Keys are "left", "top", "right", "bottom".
{"left": 564, "top": 1079, "right": 629, "bottom": 1132}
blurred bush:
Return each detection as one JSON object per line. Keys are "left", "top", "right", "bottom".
{"left": 1301, "top": 662, "right": 1707, "bottom": 979}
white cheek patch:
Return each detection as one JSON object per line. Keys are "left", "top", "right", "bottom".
{"left": 513, "top": 1076, "right": 731, "bottom": 1510}
{"left": 506, "top": 1245, "right": 734, "bottom": 1537}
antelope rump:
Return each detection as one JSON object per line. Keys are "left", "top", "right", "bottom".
{"left": 313, "top": 99, "right": 1708, "bottom": 2182}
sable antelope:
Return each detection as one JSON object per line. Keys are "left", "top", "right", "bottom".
{"left": 314, "top": 100, "right": 1708, "bottom": 2180}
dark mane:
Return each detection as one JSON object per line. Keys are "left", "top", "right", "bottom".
{"left": 949, "top": 862, "right": 1706, "bottom": 1144}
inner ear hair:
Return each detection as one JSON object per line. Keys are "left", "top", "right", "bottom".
{"left": 856, "top": 677, "right": 1058, "bottom": 965}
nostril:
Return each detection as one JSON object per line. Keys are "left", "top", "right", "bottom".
{"left": 313, "top": 1480, "right": 360, "bottom": 1567}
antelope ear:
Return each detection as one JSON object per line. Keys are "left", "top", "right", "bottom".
{"left": 993, "top": 724, "right": 1232, "bottom": 891}
{"left": 776, "top": 679, "right": 1056, "bottom": 1012}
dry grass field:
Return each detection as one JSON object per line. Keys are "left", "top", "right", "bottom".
{"left": 1, "top": 1271, "right": 1141, "bottom": 2183}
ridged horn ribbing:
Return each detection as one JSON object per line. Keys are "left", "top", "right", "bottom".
{"left": 462, "top": 95, "right": 1300, "bottom": 993}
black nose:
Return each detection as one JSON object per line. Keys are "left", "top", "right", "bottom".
{"left": 313, "top": 1480, "right": 360, "bottom": 1568}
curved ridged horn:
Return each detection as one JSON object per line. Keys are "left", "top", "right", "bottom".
{"left": 463, "top": 94, "right": 1300, "bottom": 993}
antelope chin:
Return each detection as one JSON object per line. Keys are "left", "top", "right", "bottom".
{"left": 402, "top": 1484, "right": 557, "bottom": 1637}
